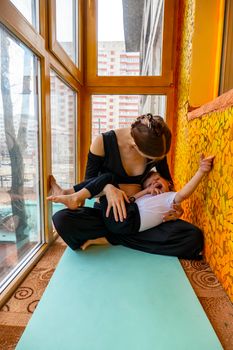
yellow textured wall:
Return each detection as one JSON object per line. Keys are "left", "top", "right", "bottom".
{"left": 174, "top": 0, "right": 233, "bottom": 301}
{"left": 174, "top": 0, "right": 195, "bottom": 188}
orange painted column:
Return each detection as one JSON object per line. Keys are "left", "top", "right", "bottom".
{"left": 189, "top": 0, "right": 225, "bottom": 107}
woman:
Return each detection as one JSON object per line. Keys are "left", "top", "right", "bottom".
{"left": 52, "top": 114, "right": 203, "bottom": 259}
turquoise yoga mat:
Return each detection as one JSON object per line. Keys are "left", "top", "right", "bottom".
{"left": 16, "top": 246, "right": 222, "bottom": 350}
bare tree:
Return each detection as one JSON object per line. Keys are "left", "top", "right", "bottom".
{"left": 1, "top": 31, "right": 31, "bottom": 243}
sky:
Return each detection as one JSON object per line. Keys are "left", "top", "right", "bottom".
{"left": 98, "top": 0, "right": 124, "bottom": 41}
{"left": 56, "top": 0, "right": 124, "bottom": 42}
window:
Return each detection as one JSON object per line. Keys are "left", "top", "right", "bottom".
{"left": 97, "top": 0, "right": 164, "bottom": 77}
{"left": 55, "top": 0, "right": 78, "bottom": 63}
{"left": 91, "top": 95, "right": 166, "bottom": 139}
{"left": 49, "top": 0, "right": 82, "bottom": 82}
{"left": 87, "top": 0, "right": 176, "bottom": 86}
{"left": 0, "top": 24, "right": 42, "bottom": 291}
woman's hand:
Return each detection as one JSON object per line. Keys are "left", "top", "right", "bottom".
{"left": 103, "top": 184, "right": 130, "bottom": 222}
{"left": 162, "top": 203, "right": 184, "bottom": 222}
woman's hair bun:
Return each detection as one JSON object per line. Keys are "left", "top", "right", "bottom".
{"left": 130, "top": 113, "right": 171, "bottom": 157}
{"left": 132, "top": 114, "right": 165, "bottom": 136}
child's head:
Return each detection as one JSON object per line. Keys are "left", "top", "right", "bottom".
{"left": 142, "top": 171, "right": 173, "bottom": 193}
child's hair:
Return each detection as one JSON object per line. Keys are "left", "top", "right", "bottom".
{"left": 131, "top": 113, "right": 172, "bottom": 158}
{"left": 142, "top": 170, "right": 174, "bottom": 191}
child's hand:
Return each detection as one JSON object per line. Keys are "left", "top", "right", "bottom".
{"left": 147, "top": 183, "right": 163, "bottom": 196}
{"left": 199, "top": 155, "right": 215, "bottom": 174}
{"left": 162, "top": 203, "right": 184, "bottom": 222}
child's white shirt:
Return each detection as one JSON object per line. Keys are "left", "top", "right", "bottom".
{"left": 135, "top": 191, "right": 177, "bottom": 232}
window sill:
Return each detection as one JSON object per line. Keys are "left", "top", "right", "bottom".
{"left": 188, "top": 88, "right": 233, "bottom": 121}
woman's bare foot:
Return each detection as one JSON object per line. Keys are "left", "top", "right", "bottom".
{"left": 49, "top": 175, "right": 75, "bottom": 196}
{"left": 47, "top": 193, "right": 81, "bottom": 209}
{"left": 81, "top": 237, "right": 109, "bottom": 250}
{"left": 49, "top": 175, "right": 65, "bottom": 196}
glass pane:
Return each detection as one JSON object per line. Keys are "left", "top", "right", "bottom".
{"left": 10, "top": 0, "right": 39, "bottom": 30}
{"left": 56, "top": 0, "right": 78, "bottom": 64}
{"left": 98, "top": 0, "right": 164, "bottom": 76}
{"left": 50, "top": 70, "right": 76, "bottom": 213}
{"left": 0, "top": 24, "right": 41, "bottom": 290}
{"left": 92, "top": 95, "right": 166, "bottom": 139}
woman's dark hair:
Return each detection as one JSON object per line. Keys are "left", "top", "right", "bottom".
{"left": 131, "top": 113, "right": 172, "bottom": 158}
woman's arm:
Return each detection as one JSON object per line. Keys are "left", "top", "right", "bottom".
{"left": 87, "top": 134, "right": 130, "bottom": 222}
{"left": 82, "top": 173, "right": 116, "bottom": 198}
{"left": 85, "top": 134, "right": 105, "bottom": 179}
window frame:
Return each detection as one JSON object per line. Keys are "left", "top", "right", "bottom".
{"left": 86, "top": 0, "right": 177, "bottom": 87}
{"left": 49, "top": 68, "right": 78, "bottom": 230}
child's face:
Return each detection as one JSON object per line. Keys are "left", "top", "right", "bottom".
{"left": 143, "top": 172, "right": 170, "bottom": 193}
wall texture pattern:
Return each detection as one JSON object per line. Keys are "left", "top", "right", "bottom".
{"left": 173, "top": 0, "right": 233, "bottom": 301}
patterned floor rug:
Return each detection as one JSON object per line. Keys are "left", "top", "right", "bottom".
{"left": 0, "top": 237, "right": 232, "bottom": 350}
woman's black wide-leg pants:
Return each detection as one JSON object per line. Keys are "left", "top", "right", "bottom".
{"left": 52, "top": 206, "right": 203, "bottom": 260}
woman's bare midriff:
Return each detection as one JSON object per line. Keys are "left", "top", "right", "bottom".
{"left": 119, "top": 183, "right": 142, "bottom": 197}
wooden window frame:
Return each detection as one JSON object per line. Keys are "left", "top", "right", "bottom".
{"left": 49, "top": 67, "right": 79, "bottom": 234}
{"left": 0, "top": 0, "right": 81, "bottom": 307}
{"left": 86, "top": 0, "right": 177, "bottom": 87}
{"left": 48, "top": 0, "right": 83, "bottom": 84}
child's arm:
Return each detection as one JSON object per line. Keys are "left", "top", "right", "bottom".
{"left": 132, "top": 188, "right": 149, "bottom": 200}
{"left": 130, "top": 185, "right": 163, "bottom": 201}
{"left": 174, "top": 155, "right": 214, "bottom": 204}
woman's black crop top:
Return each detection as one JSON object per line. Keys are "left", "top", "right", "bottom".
{"left": 83, "top": 130, "right": 172, "bottom": 185}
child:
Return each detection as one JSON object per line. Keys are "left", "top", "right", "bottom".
{"left": 48, "top": 155, "right": 214, "bottom": 249}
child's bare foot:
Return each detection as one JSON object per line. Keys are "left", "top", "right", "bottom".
{"left": 81, "top": 237, "right": 109, "bottom": 250}
{"left": 47, "top": 193, "right": 80, "bottom": 209}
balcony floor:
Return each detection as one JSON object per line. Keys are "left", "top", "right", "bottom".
{"left": 0, "top": 237, "right": 233, "bottom": 349}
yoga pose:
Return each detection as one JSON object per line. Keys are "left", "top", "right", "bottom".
{"left": 48, "top": 154, "right": 214, "bottom": 250}
{"left": 51, "top": 114, "right": 204, "bottom": 259}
